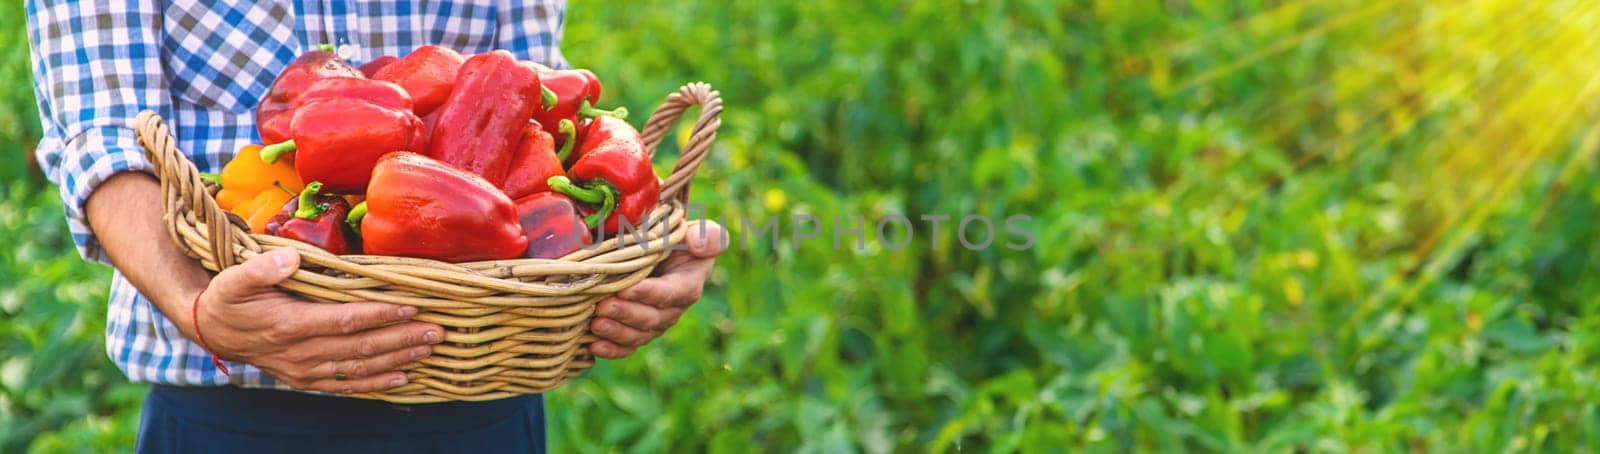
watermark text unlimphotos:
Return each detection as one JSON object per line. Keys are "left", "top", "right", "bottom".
{"left": 578, "top": 204, "right": 1033, "bottom": 252}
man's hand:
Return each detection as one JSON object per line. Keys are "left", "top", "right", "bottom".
{"left": 195, "top": 247, "right": 444, "bottom": 393}
{"left": 590, "top": 220, "right": 727, "bottom": 358}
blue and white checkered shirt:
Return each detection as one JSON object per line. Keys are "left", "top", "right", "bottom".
{"left": 27, "top": 0, "right": 568, "bottom": 389}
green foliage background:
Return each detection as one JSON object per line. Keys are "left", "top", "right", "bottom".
{"left": 6, "top": 0, "right": 1600, "bottom": 452}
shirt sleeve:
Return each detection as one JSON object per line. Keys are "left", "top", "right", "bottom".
{"left": 27, "top": 0, "right": 172, "bottom": 264}
{"left": 496, "top": 0, "right": 568, "bottom": 69}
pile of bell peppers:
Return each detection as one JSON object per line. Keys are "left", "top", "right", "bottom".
{"left": 210, "top": 44, "right": 659, "bottom": 263}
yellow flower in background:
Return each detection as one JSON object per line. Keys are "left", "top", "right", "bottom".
{"left": 1284, "top": 278, "right": 1304, "bottom": 307}
{"left": 1293, "top": 249, "right": 1318, "bottom": 269}
{"left": 676, "top": 121, "right": 694, "bottom": 151}
{"left": 764, "top": 188, "right": 787, "bottom": 212}
{"left": 731, "top": 146, "right": 749, "bottom": 170}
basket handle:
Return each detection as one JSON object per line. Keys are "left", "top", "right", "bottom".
{"left": 640, "top": 82, "right": 723, "bottom": 203}
{"left": 134, "top": 110, "right": 251, "bottom": 270}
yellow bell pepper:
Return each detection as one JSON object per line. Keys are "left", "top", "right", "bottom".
{"left": 234, "top": 188, "right": 295, "bottom": 233}
{"left": 209, "top": 144, "right": 304, "bottom": 232}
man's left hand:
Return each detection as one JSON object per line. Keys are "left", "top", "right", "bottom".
{"left": 590, "top": 220, "right": 727, "bottom": 358}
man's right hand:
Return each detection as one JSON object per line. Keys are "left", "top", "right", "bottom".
{"left": 194, "top": 247, "right": 444, "bottom": 394}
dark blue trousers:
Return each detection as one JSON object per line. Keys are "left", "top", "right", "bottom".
{"left": 136, "top": 385, "right": 545, "bottom": 454}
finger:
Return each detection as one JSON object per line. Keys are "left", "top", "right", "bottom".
{"left": 590, "top": 317, "right": 655, "bottom": 348}
{"left": 683, "top": 220, "right": 728, "bottom": 259}
{"left": 317, "top": 345, "right": 431, "bottom": 380}
{"left": 590, "top": 340, "right": 636, "bottom": 359}
{"left": 208, "top": 248, "right": 300, "bottom": 302}
{"left": 304, "top": 371, "right": 410, "bottom": 394}
{"left": 300, "top": 321, "right": 443, "bottom": 361}
{"left": 284, "top": 302, "right": 426, "bottom": 337}
{"left": 620, "top": 257, "right": 714, "bottom": 308}
{"left": 647, "top": 220, "right": 723, "bottom": 274}
{"left": 595, "top": 297, "right": 666, "bottom": 331}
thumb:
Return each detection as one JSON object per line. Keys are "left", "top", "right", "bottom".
{"left": 208, "top": 248, "right": 300, "bottom": 302}
{"left": 684, "top": 220, "right": 727, "bottom": 259}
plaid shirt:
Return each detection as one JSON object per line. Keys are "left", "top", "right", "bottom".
{"left": 27, "top": 0, "right": 567, "bottom": 388}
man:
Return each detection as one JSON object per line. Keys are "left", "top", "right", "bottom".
{"left": 27, "top": 1, "right": 726, "bottom": 451}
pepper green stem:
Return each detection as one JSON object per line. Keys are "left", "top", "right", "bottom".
{"left": 273, "top": 181, "right": 296, "bottom": 196}
{"left": 293, "top": 182, "right": 325, "bottom": 220}
{"left": 260, "top": 140, "right": 297, "bottom": 163}
{"left": 541, "top": 84, "right": 557, "bottom": 110}
{"left": 547, "top": 176, "right": 618, "bottom": 230}
{"left": 587, "top": 185, "right": 618, "bottom": 230}
{"left": 556, "top": 119, "right": 577, "bottom": 162}
{"left": 199, "top": 172, "right": 221, "bottom": 187}
{"left": 316, "top": 43, "right": 335, "bottom": 52}
{"left": 578, "top": 100, "right": 627, "bottom": 120}
{"left": 346, "top": 201, "right": 367, "bottom": 232}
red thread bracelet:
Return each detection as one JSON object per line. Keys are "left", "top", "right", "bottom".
{"left": 191, "top": 289, "right": 230, "bottom": 376}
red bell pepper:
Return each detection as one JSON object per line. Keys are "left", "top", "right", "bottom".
{"left": 349, "top": 152, "right": 528, "bottom": 262}
{"left": 514, "top": 192, "right": 593, "bottom": 259}
{"left": 516, "top": 61, "right": 560, "bottom": 111}
{"left": 265, "top": 182, "right": 360, "bottom": 255}
{"left": 359, "top": 55, "right": 399, "bottom": 78}
{"left": 427, "top": 50, "right": 542, "bottom": 187}
{"left": 255, "top": 44, "right": 363, "bottom": 145}
{"left": 547, "top": 116, "right": 660, "bottom": 235}
{"left": 373, "top": 45, "right": 467, "bottom": 116}
{"left": 532, "top": 68, "right": 625, "bottom": 159}
{"left": 297, "top": 77, "right": 414, "bottom": 112}
{"left": 258, "top": 79, "right": 425, "bottom": 194}
{"left": 416, "top": 109, "right": 441, "bottom": 156}
{"left": 501, "top": 120, "right": 566, "bottom": 200}
{"left": 518, "top": 61, "right": 552, "bottom": 72}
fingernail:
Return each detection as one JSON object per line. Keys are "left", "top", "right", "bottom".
{"left": 689, "top": 228, "right": 707, "bottom": 250}
{"left": 424, "top": 331, "right": 441, "bottom": 343}
{"left": 412, "top": 346, "right": 429, "bottom": 359}
{"left": 691, "top": 222, "right": 725, "bottom": 254}
{"left": 271, "top": 249, "right": 294, "bottom": 274}
{"left": 607, "top": 302, "right": 621, "bottom": 317}
{"left": 389, "top": 377, "right": 407, "bottom": 388}
{"left": 697, "top": 223, "right": 729, "bottom": 257}
{"left": 397, "top": 306, "right": 418, "bottom": 318}
{"left": 619, "top": 287, "right": 639, "bottom": 300}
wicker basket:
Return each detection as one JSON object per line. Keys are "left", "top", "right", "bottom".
{"left": 134, "top": 82, "right": 722, "bottom": 404}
